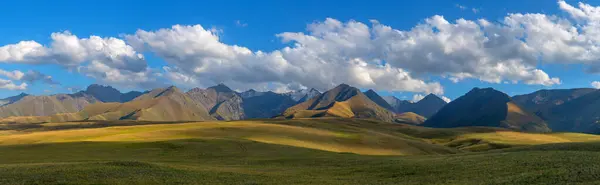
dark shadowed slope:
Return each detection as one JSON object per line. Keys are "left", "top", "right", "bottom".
{"left": 243, "top": 91, "right": 297, "bottom": 119}
{"left": 408, "top": 94, "right": 447, "bottom": 118}
{"left": 0, "top": 93, "right": 28, "bottom": 106}
{"left": 364, "top": 89, "right": 395, "bottom": 111}
{"left": 423, "top": 88, "right": 550, "bottom": 132}
{"left": 383, "top": 96, "right": 413, "bottom": 112}
{"left": 84, "top": 84, "right": 144, "bottom": 103}
{"left": 512, "top": 88, "right": 596, "bottom": 116}
{"left": 382, "top": 94, "right": 447, "bottom": 118}
{"left": 544, "top": 90, "right": 600, "bottom": 133}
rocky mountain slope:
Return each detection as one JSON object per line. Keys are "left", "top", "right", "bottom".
{"left": 281, "top": 84, "right": 397, "bottom": 122}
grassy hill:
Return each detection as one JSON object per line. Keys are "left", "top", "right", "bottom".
{"left": 394, "top": 112, "right": 426, "bottom": 125}
{"left": 1, "top": 118, "right": 600, "bottom": 184}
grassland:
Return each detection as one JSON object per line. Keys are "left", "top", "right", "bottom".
{"left": 1, "top": 118, "right": 600, "bottom": 184}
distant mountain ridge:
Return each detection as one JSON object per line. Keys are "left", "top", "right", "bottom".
{"left": 0, "top": 93, "right": 28, "bottom": 106}
{"left": 0, "top": 84, "right": 145, "bottom": 118}
{"left": 512, "top": 88, "right": 596, "bottom": 115}
{"left": 538, "top": 90, "right": 600, "bottom": 133}
{"left": 84, "top": 84, "right": 144, "bottom": 103}
{"left": 381, "top": 94, "right": 447, "bottom": 118}
{"left": 511, "top": 88, "right": 600, "bottom": 133}
{"left": 285, "top": 88, "right": 321, "bottom": 102}
{"left": 423, "top": 88, "right": 550, "bottom": 132}
{"left": 7, "top": 83, "right": 600, "bottom": 134}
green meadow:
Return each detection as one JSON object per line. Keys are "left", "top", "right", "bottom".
{"left": 1, "top": 118, "right": 600, "bottom": 184}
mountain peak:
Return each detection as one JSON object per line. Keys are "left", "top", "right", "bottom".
{"left": 330, "top": 83, "right": 359, "bottom": 93}
{"left": 423, "top": 87, "right": 549, "bottom": 132}
{"left": 148, "top": 86, "right": 181, "bottom": 98}
{"left": 335, "top": 83, "right": 351, "bottom": 89}
{"left": 364, "top": 89, "right": 395, "bottom": 111}
{"left": 16, "top": 92, "right": 29, "bottom": 97}
{"left": 419, "top": 93, "right": 444, "bottom": 103}
{"left": 282, "top": 83, "right": 396, "bottom": 122}
{"left": 84, "top": 84, "right": 122, "bottom": 102}
{"left": 208, "top": 83, "right": 234, "bottom": 93}
{"left": 286, "top": 88, "right": 321, "bottom": 102}
{"left": 308, "top": 88, "right": 320, "bottom": 94}
{"left": 240, "top": 89, "right": 264, "bottom": 99}
{"left": 165, "top": 85, "right": 180, "bottom": 92}
{"left": 0, "top": 92, "right": 30, "bottom": 106}
{"left": 86, "top": 84, "right": 118, "bottom": 92}
{"left": 466, "top": 87, "right": 510, "bottom": 100}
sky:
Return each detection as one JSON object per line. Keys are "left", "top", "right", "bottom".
{"left": 1, "top": 0, "right": 600, "bottom": 102}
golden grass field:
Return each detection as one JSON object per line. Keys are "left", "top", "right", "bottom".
{"left": 2, "top": 118, "right": 600, "bottom": 184}
{"left": 2, "top": 118, "right": 600, "bottom": 154}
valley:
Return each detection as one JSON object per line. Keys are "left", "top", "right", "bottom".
{"left": 3, "top": 83, "right": 600, "bottom": 184}
{"left": 1, "top": 118, "right": 600, "bottom": 184}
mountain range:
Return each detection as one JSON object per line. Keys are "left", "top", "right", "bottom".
{"left": 5, "top": 83, "right": 600, "bottom": 134}
{"left": 281, "top": 84, "right": 397, "bottom": 122}
{"left": 423, "top": 88, "right": 550, "bottom": 132}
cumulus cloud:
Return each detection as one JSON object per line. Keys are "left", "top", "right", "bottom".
{"left": 20, "top": 70, "right": 58, "bottom": 84}
{"left": 592, "top": 81, "right": 600, "bottom": 89}
{"left": 0, "top": 32, "right": 155, "bottom": 89}
{"left": 0, "top": 79, "right": 26, "bottom": 90}
{"left": 0, "top": 69, "right": 24, "bottom": 80}
{"left": 127, "top": 24, "right": 443, "bottom": 94}
{"left": 6, "top": 0, "right": 600, "bottom": 93}
{"left": 372, "top": 15, "right": 561, "bottom": 86}
{"left": 0, "top": 69, "right": 57, "bottom": 85}
{"left": 128, "top": 7, "right": 588, "bottom": 93}
{"left": 441, "top": 96, "right": 451, "bottom": 103}
{"left": 412, "top": 94, "right": 425, "bottom": 103}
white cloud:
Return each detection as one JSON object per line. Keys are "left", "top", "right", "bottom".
{"left": 441, "top": 96, "right": 451, "bottom": 103}
{"left": 592, "top": 81, "right": 600, "bottom": 89}
{"left": 235, "top": 20, "right": 248, "bottom": 27}
{"left": 0, "top": 69, "right": 57, "bottom": 84}
{"left": 0, "top": 69, "right": 24, "bottom": 80}
{"left": 0, "top": 32, "right": 156, "bottom": 88}
{"left": 7, "top": 0, "right": 600, "bottom": 93}
{"left": 412, "top": 94, "right": 425, "bottom": 103}
{"left": 126, "top": 24, "right": 444, "bottom": 94}
{"left": 456, "top": 4, "right": 479, "bottom": 13}
{"left": 0, "top": 79, "right": 26, "bottom": 90}
{"left": 20, "top": 70, "right": 58, "bottom": 84}
{"left": 373, "top": 15, "right": 561, "bottom": 86}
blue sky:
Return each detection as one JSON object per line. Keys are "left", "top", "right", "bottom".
{"left": 0, "top": 0, "right": 599, "bottom": 102}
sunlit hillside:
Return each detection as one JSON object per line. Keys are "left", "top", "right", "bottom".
{"left": 1, "top": 118, "right": 600, "bottom": 184}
